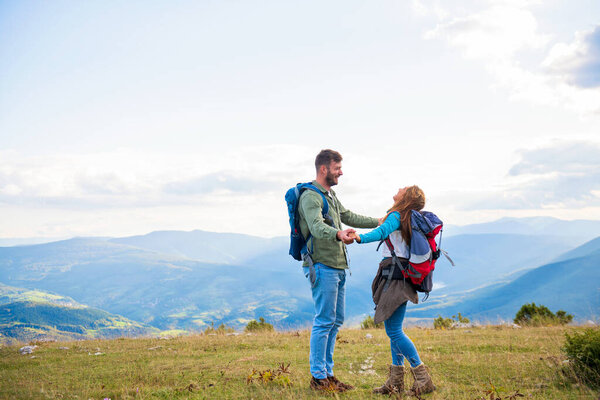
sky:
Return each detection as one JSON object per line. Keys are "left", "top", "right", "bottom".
{"left": 0, "top": 0, "right": 599, "bottom": 240}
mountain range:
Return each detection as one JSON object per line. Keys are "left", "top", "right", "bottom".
{"left": 407, "top": 236, "right": 600, "bottom": 322}
{"left": 0, "top": 216, "right": 598, "bottom": 342}
{"left": 444, "top": 216, "right": 600, "bottom": 241}
{"left": 0, "top": 236, "right": 319, "bottom": 336}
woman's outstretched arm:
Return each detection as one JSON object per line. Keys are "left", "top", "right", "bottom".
{"left": 357, "top": 211, "right": 401, "bottom": 244}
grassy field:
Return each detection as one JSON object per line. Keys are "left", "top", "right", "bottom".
{"left": 1, "top": 325, "right": 597, "bottom": 399}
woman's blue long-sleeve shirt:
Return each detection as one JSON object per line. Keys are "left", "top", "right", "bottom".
{"left": 359, "top": 211, "right": 401, "bottom": 244}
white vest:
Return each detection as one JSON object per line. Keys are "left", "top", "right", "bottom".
{"left": 381, "top": 230, "right": 410, "bottom": 259}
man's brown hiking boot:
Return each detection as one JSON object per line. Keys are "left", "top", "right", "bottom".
{"left": 310, "top": 376, "right": 338, "bottom": 392}
{"left": 328, "top": 375, "right": 355, "bottom": 391}
{"left": 373, "top": 364, "right": 404, "bottom": 395}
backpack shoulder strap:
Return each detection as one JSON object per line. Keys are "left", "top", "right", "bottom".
{"left": 301, "top": 184, "right": 333, "bottom": 225}
{"left": 302, "top": 184, "right": 328, "bottom": 214}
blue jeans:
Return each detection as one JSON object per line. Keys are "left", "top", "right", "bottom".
{"left": 303, "top": 263, "right": 346, "bottom": 379}
{"left": 384, "top": 301, "right": 422, "bottom": 367}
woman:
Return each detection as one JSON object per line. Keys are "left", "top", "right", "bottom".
{"left": 351, "top": 185, "right": 435, "bottom": 396}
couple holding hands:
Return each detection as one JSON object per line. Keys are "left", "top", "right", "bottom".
{"left": 297, "top": 149, "right": 435, "bottom": 396}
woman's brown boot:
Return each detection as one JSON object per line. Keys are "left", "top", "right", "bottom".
{"left": 410, "top": 364, "right": 436, "bottom": 395}
{"left": 373, "top": 364, "right": 404, "bottom": 395}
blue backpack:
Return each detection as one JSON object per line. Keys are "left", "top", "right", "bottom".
{"left": 285, "top": 183, "right": 334, "bottom": 261}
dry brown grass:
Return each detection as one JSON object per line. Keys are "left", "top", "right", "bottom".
{"left": 0, "top": 326, "right": 597, "bottom": 399}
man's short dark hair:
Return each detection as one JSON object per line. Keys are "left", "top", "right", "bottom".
{"left": 315, "top": 149, "right": 343, "bottom": 172}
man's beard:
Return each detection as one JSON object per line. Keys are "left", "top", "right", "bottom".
{"left": 325, "top": 169, "right": 338, "bottom": 187}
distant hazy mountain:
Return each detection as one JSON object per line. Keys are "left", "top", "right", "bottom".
{"left": 445, "top": 216, "right": 600, "bottom": 243}
{"left": 0, "top": 237, "right": 69, "bottom": 247}
{"left": 1, "top": 217, "right": 597, "bottom": 335}
{"left": 110, "top": 230, "right": 287, "bottom": 265}
{"left": 0, "top": 238, "right": 312, "bottom": 331}
{"left": 427, "top": 233, "right": 581, "bottom": 293}
{"left": 217, "top": 231, "right": 581, "bottom": 320}
{"left": 0, "top": 283, "right": 158, "bottom": 345}
{"left": 342, "top": 232, "right": 584, "bottom": 320}
{"left": 407, "top": 236, "right": 600, "bottom": 321}
{"left": 0, "top": 237, "right": 195, "bottom": 280}
{"left": 552, "top": 236, "right": 600, "bottom": 263}
{"left": 0, "top": 230, "right": 585, "bottom": 332}
{"left": 203, "top": 231, "right": 580, "bottom": 289}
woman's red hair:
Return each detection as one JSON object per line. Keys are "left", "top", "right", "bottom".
{"left": 383, "top": 185, "right": 426, "bottom": 244}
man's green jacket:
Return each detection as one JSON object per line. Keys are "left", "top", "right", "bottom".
{"left": 298, "top": 181, "right": 379, "bottom": 269}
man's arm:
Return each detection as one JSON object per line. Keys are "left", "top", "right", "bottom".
{"left": 337, "top": 198, "right": 379, "bottom": 228}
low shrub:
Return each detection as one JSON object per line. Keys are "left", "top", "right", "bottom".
{"left": 204, "top": 322, "right": 234, "bottom": 335}
{"left": 555, "top": 310, "right": 573, "bottom": 324}
{"left": 433, "top": 313, "right": 470, "bottom": 330}
{"left": 360, "top": 315, "right": 383, "bottom": 329}
{"left": 245, "top": 317, "right": 274, "bottom": 332}
{"left": 514, "top": 303, "right": 573, "bottom": 326}
{"left": 563, "top": 328, "right": 600, "bottom": 388}
{"left": 433, "top": 315, "right": 453, "bottom": 330}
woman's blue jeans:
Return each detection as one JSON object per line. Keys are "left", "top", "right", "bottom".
{"left": 303, "top": 263, "right": 346, "bottom": 379}
{"left": 385, "top": 301, "right": 422, "bottom": 367}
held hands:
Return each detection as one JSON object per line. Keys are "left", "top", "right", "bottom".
{"left": 338, "top": 216, "right": 382, "bottom": 244}
{"left": 336, "top": 229, "right": 356, "bottom": 244}
{"left": 349, "top": 232, "right": 361, "bottom": 243}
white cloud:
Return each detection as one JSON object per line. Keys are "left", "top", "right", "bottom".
{"left": 163, "top": 173, "right": 277, "bottom": 196}
{"left": 509, "top": 141, "right": 600, "bottom": 175}
{"left": 425, "top": 4, "right": 548, "bottom": 59}
{"left": 464, "top": 141, "right": 600, "bottom": 210}
{"left": 0, "top": 183, "right": 22, "bottom": 196}
{"left": 1, "top": 140, "right": 599, "bottom": 239}
{"left": 0, "top": 145, "right": 312, "bottom": 209}
{"left": 411, "top": 0, "right": 448, "bottom": 19}
{"left": 0, "top": 145, "right": 320, "bottom": 238}
{"left": 543, "top": 25, "right": 600, "bottom": 89}
{"left": 420, "top": 2, "right": 600, "bottom": 116}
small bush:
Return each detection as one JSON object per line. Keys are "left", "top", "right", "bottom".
{"left": 433, "top": 313, "right": 470, "bottom": 330}
{"left": 514, "top": 303, "right": 573, "bottom": 326}
{"left": 360, "top": 315, "right": 383, "bottom": 329}
{"left": 555, "top": 310, "right": 574, "bottom": 325}
{"left": 204, "top": 322, "right": 234, "bottom": 335}
{"left": 433, "top": 316, "right": 453, "bottom": 330}
{"left": 245, "top": 317, "right": 274, "bottom": 332}
{"left": 563, "top": 328, "right": 600, "bottom": 388}
{"left": 454, "top": 313, "right": 470, "bottom": 324}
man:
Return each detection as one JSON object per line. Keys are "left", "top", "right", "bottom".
{"left": 298, "top": 149, "right": 380, "bottom": 392}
